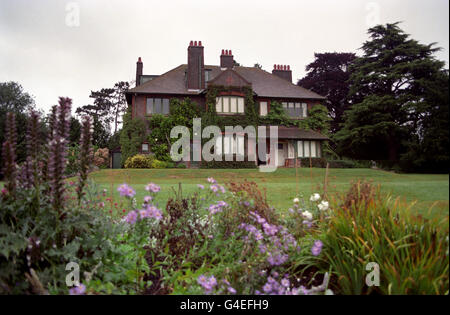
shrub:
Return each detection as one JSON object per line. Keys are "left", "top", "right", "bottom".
{"left": 124, "top": 154, "right": 154, "bottom": 169}
{"left": 176, "top": 163, "right": 187, "bottom": 169}
{"left": 323, "top": 181, "right": 449, "bottom": 295}
{"left": 93, "top": 148, "right": 109, "bottom": 168}
{"left": 328, "top": 160, "right": 357, "bottom": 168}
{"left": 151, "top": 159, "right": 167, "bottom": 169}
{"left": 299, "top": 157, "right": 327, "bottom": 168}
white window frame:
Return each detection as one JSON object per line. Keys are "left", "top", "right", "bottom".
{"left": 216, "top": 96, "right": 245, "bottom": 114}
{"left": 260, "top": 101, "right": 268, "bottom": 116}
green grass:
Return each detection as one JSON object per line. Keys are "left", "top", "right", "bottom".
{"left": 88, "top": 168, "right": 449, "bottom": 219}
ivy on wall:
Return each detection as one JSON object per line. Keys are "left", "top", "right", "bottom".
{"left": 119, "top": 108, "right": 147, "bottom": 165}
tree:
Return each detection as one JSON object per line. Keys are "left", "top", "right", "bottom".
{"left": 69, "top": 117, "right": 81, "bottom": 146}
{"left": 76, "top": 81, "right": 130, "bottom": 138}
{"left": 298, "top": 52, "right": 356, "bottom": 133}
{"left": 335, "top": 22, "right": 447, "bottom": 168}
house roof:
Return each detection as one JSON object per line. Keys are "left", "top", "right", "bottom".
{"left": 264, "top": 126, "right": 329, "bottom": 140}
{"left": 127, "top": 64, "right": 325, "bottom": 100}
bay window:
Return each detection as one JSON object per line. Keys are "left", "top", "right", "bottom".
{"left": 297, "top": 140, "right": 322, "bottom": 158}
{"left": 215, "top": 96, "right": 245, "bottom": 114}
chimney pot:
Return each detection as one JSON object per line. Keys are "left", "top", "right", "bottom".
{"left": 229, "top": 50, "right": 232, "bottom": 55}
{"left": 199, "top": 41, "right": 202, "bottom": 46}
{"left": 138, "top": 57, "right": 142, "bottom": 63}
{"left": 287, "top": 65, "right": 290, "bottom": 70}
{"left": 190, "top": 40, "right": 193, "bottom": 46}
{"left": 222, "top": 49, "right": 225, "bottom": 55}
{"left": 194, "top": 41, "right": 197, "bottom": 46}
{"left": 273, "top": 64, "right": 276, "bottom": 69}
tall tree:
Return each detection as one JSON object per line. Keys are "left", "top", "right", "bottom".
{"left": 335, "top": 22, "right": 447, "bottom": 167}
{"left": 298, "top": 52, "right": 356, "bottom": 133}
{"left": 76, "top": 81, "right": 130, "bottom": 135}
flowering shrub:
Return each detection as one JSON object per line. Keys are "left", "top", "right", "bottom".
{"left": 93, "top": 147, "right": 109, "bottom": 168}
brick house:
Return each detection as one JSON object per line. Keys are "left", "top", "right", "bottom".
{"left": 124, "top": 41, "right": 328, "bottom": 167}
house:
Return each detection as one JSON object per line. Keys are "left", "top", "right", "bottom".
{"left": 124, "top": 41, "right": 328, "bottom": 167}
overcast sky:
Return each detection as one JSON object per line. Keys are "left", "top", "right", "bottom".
{"left": 0, "top": 0, "right": 448, "bottom": 115}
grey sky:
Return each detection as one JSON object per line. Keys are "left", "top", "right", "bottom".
{"left": 0, "top": 0, "right": 448, "bottom": 116}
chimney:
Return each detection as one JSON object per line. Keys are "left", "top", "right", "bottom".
{"left": 272, "top": 64, "right": 292, "bottom": 83}
{"left": 187, "top": 40, "right": 205, "bottom": 90}
{"left": 220, "top": 49, "right": 234, "bottom": 68}
{"left": 136, "top": 57, "right": 143, "bottom": 86}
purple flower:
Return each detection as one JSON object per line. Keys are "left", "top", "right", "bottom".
{"left": 311, "top": 240, "right": 323, "bottom": 256}
{"left": 228, "top": 287, "right": 236, "bottom": 294}
{"left": 197, "top": 275, "right": 217, "bottom": 294}
{"left": 197, "top": 184, "right": 205, "bottom": 189}
{"left": 143, "top": 195, "right": 153, "bottom": 203}
{"left": 207, "top": 177, "right": 217, "bottom": 184}
{"left": 210, "top": 185, "right": 219, "bottom": 193}
{"left": 145, "top": 183, "right": 161, "bottom": 193}
{"left": 69, "top": 283, "right": 86, "bottom": 295}
{"left": 117, "top": 183, "right": 136, "bottom": 198}
{"left": 124, "top": 210, "right": 138, "bottom": 224}
{"left": 281, "top": 278, "right": 290, "bottom": 288}
{"left": 263, "top": 283, "right": 272, "bottom": 293}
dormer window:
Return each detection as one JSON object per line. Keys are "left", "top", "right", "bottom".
{"left": 215, "top": 96, "right": 245, "bottom": 114}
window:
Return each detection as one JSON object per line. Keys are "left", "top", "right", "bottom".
{"left": 297, "top": 141, "right": 321, "bottom": 158}
{"left": 281, "top": 101, "right": 308, "bottom": 118}
{"left": 146, "top": 98, "right": 170, "bottom": 115}
{"left": 215, "top": 96, "right": 245, "bottom": 114}
{"left": 288, "top": 142, "right": 295, "bottom": 158}
{"left": 215, "top": 135, "right": 245, "bottom": 156}
{"left": 302, "top": 103, "right": 308, "bottom": 117}
{"left": 260, "top": 101, "right": 268, "bottom": 116}
{"left": 142, "top": 143, "right": 149, "bottom": 153}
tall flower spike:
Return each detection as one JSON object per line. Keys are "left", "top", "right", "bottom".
{"left": 76, "top": 115, "right": 93, "bottom": 203}
{"left": 48, "top": 97, "right": 72, "bottom": 213}
{"left": 2, "top": 112, "right": 17, "bottom": 197}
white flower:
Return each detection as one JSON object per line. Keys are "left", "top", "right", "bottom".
{"left": 293, "top": 197, "right": 300, "bottom": 203}
{"left": 310, "top": 193, "right": 321, "bottom": 202}
{"left": 318, "top": 200, "right": 329, "bottom": 211}
{"left": 302, "top": 210, "right": 313, "bottom": 221}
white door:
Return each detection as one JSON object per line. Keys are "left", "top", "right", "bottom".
{"left": 277, "top": 143, "right": 285, "bottom": 167}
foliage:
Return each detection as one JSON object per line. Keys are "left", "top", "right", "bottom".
{"left": 323, "top": 181, "right": 449, "bottom": 294}
{"left": 146, "top": 98, "right": 202, "bottom": 162}
{"left": 335, "top": 22, "right": 448, "bottom": 171}
{"left": 93, "top": 148, "right": 109, "bottom": 169}
{"left": 260, "top": 101, "right": 293, "bottom": 126}
{"left": 298, "top": 53, "right": 356, "bottom": 133}
{"left": 119, "top": 109, "right": 147, "bottom": 166}
{"left": 76, "top": 81, "right": 130, "bottom": 134}
{"left": 124, "top": 154, "right": 155, "bottom": 169}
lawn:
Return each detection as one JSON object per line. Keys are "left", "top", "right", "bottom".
{"left": 89, "top": 168, "right": 449, "bottom": 219}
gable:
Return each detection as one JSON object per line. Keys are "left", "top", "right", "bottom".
{"left": 208, "top": 68, "right": 251, "bottom": 88}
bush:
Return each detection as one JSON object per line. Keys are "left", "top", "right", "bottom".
{"left": 93, "top": 148, "right": 109, "bottom": 168}
{"left": 176, "top": 163, "right": 187, "bottom": 169}
{"left": 322, "top": 181, "right": 449, "bottom": 295}
{"left": 151, "top": 159, "right": 167, "bottom": 169}
{"left": 124, "top": 154, "right": 154, "bottom": 169}
{"left": 328, "top": 160, "right": 357, "bottom": 168}
{"left": 299, "top": 157, "right": 327, "bottom": 168}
